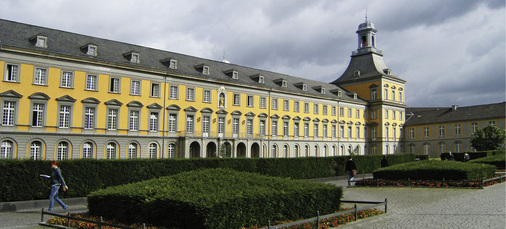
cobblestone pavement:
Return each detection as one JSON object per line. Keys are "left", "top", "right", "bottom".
{"left": 0, "top": 205, "right": 87, "bottom": 229}
{"left": 328, "top": 180, "right": 506, "bottom": 229}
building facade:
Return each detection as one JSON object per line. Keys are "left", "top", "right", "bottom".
{"left": 402, "top": 103, "right": 506, "bottom": 158}
{"left": 0, "top": 18, "right": 406, "bottom": 160}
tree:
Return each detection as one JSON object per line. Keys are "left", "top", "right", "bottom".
{"left": 470, "top": 126, "right": 505, "bottom": 151}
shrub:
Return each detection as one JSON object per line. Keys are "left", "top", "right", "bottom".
{"left": 469, "top": 154, "right": 506, "bottom": 169}
{"left": 87, "top": 168, "right": 343, "bottom": 229}
{"left": 373, "top": 160, "right": 496, "bottom": 180}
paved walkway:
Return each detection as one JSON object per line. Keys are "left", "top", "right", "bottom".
{"left": 327, "top": 179, "right": 506, "bottom": 229}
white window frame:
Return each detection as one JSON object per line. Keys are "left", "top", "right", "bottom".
{"left": 130, "top": 80, "right": 141, "bottom": 95}
{"left": 58, "top": 105, "right": 71, "bottom": 128}
{"left": 150, "top": 83, "right": 160, "bottom": 97}
{"left": 86, "top": 74, "right": 98, "bottom": 91}
{"left": 186, "top": 87, "right": 195, "bottom": 101}
{"left": 4, "top": 64, "right": 20, "bottom": 82}
{"left": 203, "top": 89, "right": 211, "bottom": 103}
{"left": 60, "top": 71, "right": 74, "bottom": 88}
{"left": 109, "top": 77, "right": 120, "bottom": 93}
{"left": 169, "top": 85, "right": 178, "bottom": 99}
{"left": 2, "top": 101, "right": 16, "bottom": 126}
{"left": 34, "top": 67, "right": 47, "bottom": 85}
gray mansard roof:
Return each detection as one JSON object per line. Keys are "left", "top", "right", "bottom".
{"left": 0, "top": 19, "right": 364, "bottom": 104}
{"left": 404, "top": 102, "right": 506, "bottom": 126}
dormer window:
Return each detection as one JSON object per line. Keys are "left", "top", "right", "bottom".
{"left": 224, "top": 69, "right": 239, "bottom": 79}
{"left": 124, "top": 52, "right": 140, "bottom": 63}
{"left": 80, "top": 44, "right": 98, "bottom": 56}
{"left": 274, "top": 78, "right": 287, "bottom": 87}
{"left": 250, "top": 74, "right": 265, "bottom": 84}
{"left": 195, "top": 64, "right": 210, "bottom": 75}
{"left": 169, "top": 59, "right": 177, "bottom": 69}
{"left": 313, "top": 86, "right": 325, "bottom": 94}
{"left": 31, "top": 35, "right": 48, "bottom": 48}
{"left": 302, "top": 84, "right": 307, "bottom": 91}
{"left": 353, "top": 70, "right": 361, "bottom": 78}
{"left": 294, "top": 82, "right": 307, "bottom": 91}
{"left": 383, "top": 68, "right": 391, "bottom": 75}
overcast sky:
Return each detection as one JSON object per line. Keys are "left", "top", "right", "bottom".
{"left": 1, "top": 0, "right": 504, "bottom": 107}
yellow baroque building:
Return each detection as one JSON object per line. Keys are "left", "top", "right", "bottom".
{"left": 0, "top": 18, "right": 407, "bottom": 160}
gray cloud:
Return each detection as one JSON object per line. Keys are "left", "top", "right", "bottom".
{"left": 1, "top": 0, "right": 504, "bottom": 107}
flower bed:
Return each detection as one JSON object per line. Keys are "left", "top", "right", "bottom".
{"left": 355, "top": 175, "right": 506, "bottom": 188}
{"left": 47, "top": 208, "right": 383, "bottom": 229}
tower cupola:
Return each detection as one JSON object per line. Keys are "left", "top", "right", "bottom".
{"left": 353, "top": 18, "right": 382, "bottom": 56}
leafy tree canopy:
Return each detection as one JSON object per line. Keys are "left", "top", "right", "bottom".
{"left": 470, "top": 126, "right": 505, "bottom": 151}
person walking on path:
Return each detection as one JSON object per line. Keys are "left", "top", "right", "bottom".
{"left": 345, "top": 156, "right": 357, "bottom": 186}
{"left": 41, "top": 161, "right": 69, "bottom": 211}
{"left": 381, "top": 155, "right": 390, "bottom": 168}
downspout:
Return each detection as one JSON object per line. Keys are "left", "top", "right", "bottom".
{"left": 161, "top": 74, "right": 168, "bottom": 158}
{"left": 267, "top": 89, "right": 272, "bottom": 158}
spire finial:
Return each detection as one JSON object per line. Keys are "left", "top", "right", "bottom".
{"left": 365, "top": 9, "right": 368, "bottom": 22}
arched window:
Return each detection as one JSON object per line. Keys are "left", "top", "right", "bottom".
{"left": 167, "top": 143, "right": 176, "bottom": 158}
{"left": 304, "top": 145, "right": 309, "bottom": 157}
{"left": 271, "top": 145, "right": 277, "bottom": 158}
{"left": 332, "top": 145, "right": 336, "bottom": 157}
{"left": 1, "top": 140, "right": 13, "bottom": 159}
{"left": 323, "top": 145, "right": 328, "bottom": 157}
{"left": 361, "top": 36, "right": 367, "bottom": 47}
{"left": 128, "top": 143, "right": 138, "bottom": 159}
{"left": 314, "top": 145, "right": 319, "bottom": 157}
{"left": 30, "top": 141, "right": 42, "bottom": 160}
{"left": 283, "top": 145, "right": 288, "bottom": 158}
{"left": 83, "top": 142, "right": 94, "bottom": 158}
{"left": 57, "top": 142, "right": 69, "bottom": 160}
{"left": 294, "top": 145, "right": 299, "bottom": 157}
{"left": 148, "top": 143, "right": 158, "bottom": 159}
{"left": 106, "top": 142, "right": 117, "bottom": 159}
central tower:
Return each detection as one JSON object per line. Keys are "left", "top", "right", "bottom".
{"left": 332, "top": 19, "right": 407, "bottom": 155}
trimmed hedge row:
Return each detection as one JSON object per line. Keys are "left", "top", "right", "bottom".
{"left": 0, "top": 154, "right": 416, "bottom": 202}
{"left": 373, "top": 160, "right": 496, "bottom": 180}
{"left": 88, "top": 168, "right": 343, "bottom": 229}
{"left": 440, "top": 150, "right": 505, "bottom": 161}
{"left": 470, "top": 154, "right": 506, "bottom": 169}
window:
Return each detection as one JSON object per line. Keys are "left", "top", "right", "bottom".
{"left": 294, "top": 122, "right": 300, "bottom": 137}
{"left": 385, "top": 126, "right": 389, "bottom": 139}
{"left": 4, "top": 64, "right": 19, "bottom": 82}
{"left": 57, "top": 142, "right": 69, "bottom": 160}
{"left": 148, "top": 143, "right": 158, "bottom": 159}
{"left": 455, "top": 124, "right": 461, "bottom": 136}
{"left": 60, "top": 71, "right": 73, "bottom": 88}
{"left": 283, "top": 121, "right": 289, "bottom": 137}
{"left": 109, "top": 77, "right": 120, "bottom": 93}
{"left": 332, "top": 125, "right": 336, "bottom": 138}
{"left": 364, "top": 126, "right": 367, "bottom": 139}
{"left": 202, "top": 66, "right": 210, "bottom": 75}
{"left": 323, "top": 124, "right": 328, "bottom": 138}
{"left": 304, "top": 123, "right": 309, "bottom": 137}
{"left": 82, "top": 142, "right": 93, "bottom": 158}
{"left": 149, "top": 82, "right": 160, "bottom": 97}
{"left": 260, "top": 97, "right": 266, "bottom": 108}
{"left": 471, "top": 122, "right": 478, "bottom": 134}
{"left": 186, "top": 115, "right": 194, "bottom": 133}
{"left": 84, "top": 107, "right": 95, "bottom": 129}
{"left": 130, "top": 53, "right": 140, "bottom": 63}
{"left": 304, "top": 145, "right": 309, "bottom": 157}
{"left": 86, "top": 74, "right": 98, "bottom": 91}
{"left": 2, "top": 101, "right": 16, "bottom": 126}
{"left": 106, "top": 143, "right": 117, "bottom": 159}
{"left": 272, "top": 98, "right": 278, "bottom": 110}
{"left": 294, "top": 101, "right": 300, "bottom": 112}
{"left": 35, "top": 36, "right": 47, "bottom": 48}
{"left": 314, "top": 104, "right": 319, "bottom": 114}
{"left": 283, "top": 145, "right": 288, "bottom": 158}
{"left": 399, "top": 91, "right": 403, "bottom": 102}
{"left": 202, "top": 116, "right": 210, "bottom": 135}
{"left": 30, "top": 141, "right": 42, "bottom": 160}
{"left": 392, "top": 90, "right": 396, "bottom": 101}
{"left": 169, "top": 59, "right": 177, "bottom": 69}
{"left": 246, "top": 119, "right": 253, "bottom": 135}
{"left": 283, "top": 99, "right": 289, "bottom": 111}
{"left": 392, "top": 111, "right": 396, "bottom": 120}
{"left": 304, "top": 102, "right": 309, "bottom": 113}
{"left": 348, "top": 126, "right": 352, "bottom": 139}
{"left": 439, "top": 143, "right": 446, "bottom": 154}
{"left": 332, "top": 106, "right": 336, "bottom": 116}
{"left": 340, "top": 107, "right": 344, "bottom": 117}
{"left": 348, "top": 108, "right": 352, "bottom": 118}
{"left": 439, "top": 125, "right": 445, "bottom": 137}
{"left": 0, "top": 140, "right": 13, "bottom": 159}
{"left": 371, "top": 127, "right": 377, "bottom": 138}
{"left": 314, "top": 123, "right": 319, "bottom": 137}
{"left": 393, "top": 127, "right": 396, "bottom": 140}
{"left": 409, "top": 128, "right": 415, "bottom": 139}
{"left": 371, "top": 89, "right": 377, "bottom": 100}
{"left": 356, "top": 109, "right": 360, "bottom": 118}
{"left": 58, "top": 105, "right": 71, "bottom": 128}
{"left": 423, "top": 127, "right": 430, "bottom": 138}
{"left": 169, "top": 85, "right": 178, "bottom": 99}
{"left": 271, "top": 145, "right": 277, "bottom": 158}
{"left": 128, "top": 143, "right": 138, "bottom": 159}
{"left": 34, "top": 68, "right": 47, "bottom": 85}
{"left": 323, "top": 105, "right": 328, "bottom": 115}
{"left": 218, "top": 117, "right": 225, "bottom": 134}
{"left": 168, "top": 114, "right": 177, "bottom": 132}
{"left": 232, "top": 71, "right": 239, "bottom": 79}
{"left": 87, "top": 45, "right": 97, "bottom": 56}
{"left": 107, "top": 109, "right": 118, "bottom": 130}
{"left": 32, "top": 103, "right": 45, "bottom": 127}
{"left": 233, "top": 118, "right": 240, "bottom": 135}
{"left": 130, "top": 80, "right": 141, "bottom": 95}
{"left": 370, "top": 110, "right": 377, "bottom": 119}
{"left": 340, "top": 126, "right": 345, "bottom": 138}
{"left": 186, "top": 88, "right": 195, "bottom": 101}
{"left": 384, "top": 88, "right": 388, "bottom": 100}
{"left": 167, "top": 143, "right": 176, "bottom": 158}
{"left": 259, "top": 120, "right": 266, "bottom": 136}
{"left": 385, "top": 110, "right": 389, "bottom": 119}
{"left": 233, "top": 93, "right": 240, "bottom": 106}
{"left": 302, "top": 84, "right": 307, "bottom": 91}
{"left": 294, "top": 145, "right": 299, "bottom": 157}
{"left": 149, "top": 112, "right": 158, "bottom": 132}
{"left": 202, "top": 89, "right": 211, "bottom": 103}
{"left": 259, "top": 76, "right": 264, "bottom": 84}
{"left": 271, "top": 120, "right": 277, "bottom": 136}
{"left": 247, "top": 95, "right": 254, "bottom": 107}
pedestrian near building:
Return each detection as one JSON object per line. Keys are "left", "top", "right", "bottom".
{"left": 40, "top": 161, "right": 69, "bottom": 211}
{"left": 464, "top": 153, "right": 470, "bottom": 162}
{"left": 345, "top": 156, "right": 357, "bottom": 186}
{"left": 381, "top": 155, "right": 390, "bottom": 168}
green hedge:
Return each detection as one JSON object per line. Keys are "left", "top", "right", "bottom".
{"left": 0, "top": 154, "right": 416, "bottom": 202}
{"left": 440, "top": 150, "right": 505, "bottom": 161}
{"left": 469, "top": 154, "right": 506, "bottom": 169}
{"left": 88, "top": 168, "right": 343, "bottom": 229}
{"left": 373, "top": 160, "right": 496, "bottom": 181}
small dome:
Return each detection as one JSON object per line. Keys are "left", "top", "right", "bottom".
{"left": 358, "top": 20, "right": 375, "bottom": 30}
